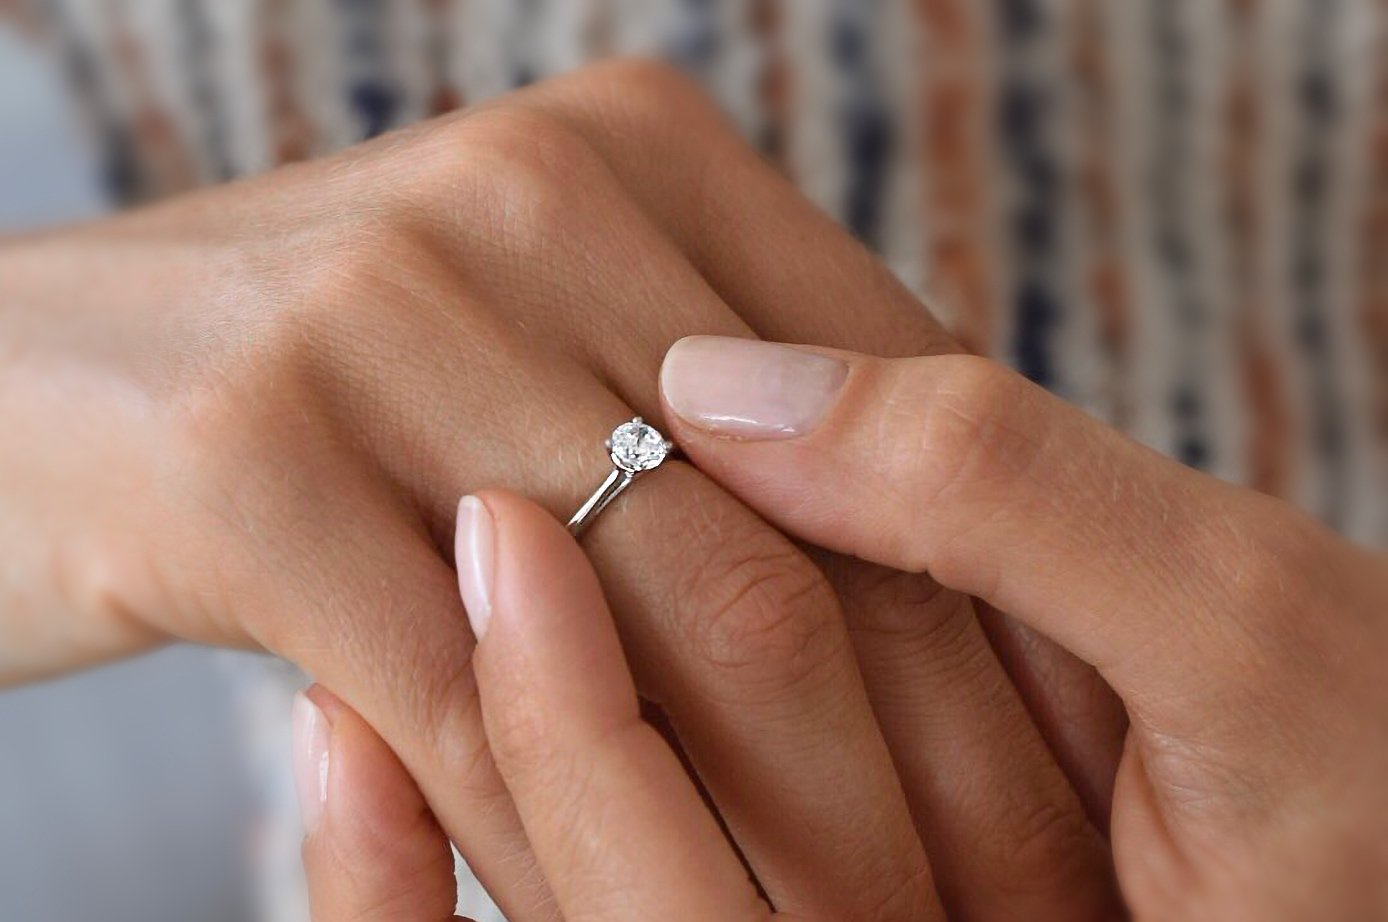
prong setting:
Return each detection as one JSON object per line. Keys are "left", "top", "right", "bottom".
{"left": 568, "top": 418, "right": 674, "bottom": 537}
{"left": 607, "top": 417, "right": 671, "bottom": 474}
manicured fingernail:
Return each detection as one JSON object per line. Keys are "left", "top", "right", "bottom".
{"left": 456, "top": 495, "right": 495, "bottom": 640}
{"left": 661, "top": 336, "right": 848, "bottom": 439}
{"left": 292, "top": 690, "right": 330, "bottom": 837}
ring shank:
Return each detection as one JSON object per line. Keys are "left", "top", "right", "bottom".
{"left": 566, "top": 467, "right": 636, "bottom": 537}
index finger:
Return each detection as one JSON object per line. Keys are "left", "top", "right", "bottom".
{"left": 457, "top": 491, "right": 786, "bottom": 922}
{"left": 296, "top": 686, "right": 468, "bottom": 922}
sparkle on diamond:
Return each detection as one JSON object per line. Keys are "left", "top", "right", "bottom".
{"left": 610, "top": 420, "right": 669, "bottom": 473}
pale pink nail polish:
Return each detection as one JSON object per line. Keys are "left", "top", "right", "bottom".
{"left": 455, "top": 495, "right": 495, "bottom": 640}
{"left": 661, "top": 336, "right": 848, "bottom": 439}
{"left": 292, "top": 690, "right": 330, "bottom": 837}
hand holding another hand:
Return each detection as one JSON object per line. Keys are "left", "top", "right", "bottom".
{"left": 8, "top": 59, "right": 1123, "bottom": 922}
{"left": 303, "top": 338, "right": 1388, "bottom": 922}
{"left": 660, "top": 337, "right": 1388, "bottom": 920}
{"left": 304, "top": 338, "right": 1388, "bottom": 921}
{"left": 7, "top": 54, "right": 1381, "bottom": 921}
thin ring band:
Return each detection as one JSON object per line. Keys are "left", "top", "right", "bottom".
{"left": 567, "top": 417, "right": 674, "bottom": 537}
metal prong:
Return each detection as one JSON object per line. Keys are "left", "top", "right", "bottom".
{"left": 664, "top": 441, "right": 674, "bottom": 451}
{"left": 632, "top": 416, "right": 643, "bottom": 424}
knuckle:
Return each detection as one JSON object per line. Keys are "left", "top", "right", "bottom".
{"left": 167, "top": 363, "right": 280, "bottom": 472}
{"left": 589, "top": 56, "right": 695, "bottom": 94}
{"left": 167, "top": 319, "right": 323, "bottom": 467}
{"left": 832, "top": 564, "right": 1006, "bottom": 695}
{"left": 1225, "top": 505, "right": 1331, "bottom": 619}
{"left": 414, "top": 106, "right": 604, "bottom": 235}
{"left": 995, "top": 798, "right": 1108, "bottom": 900}
{"left": 905, "top": 355, "right": 1038, "bottom": 501}
{"left": 479, "top": 677, "right": 555, "bottom": 776}
{"left": 902, "top": 596, "right": 998, "bottom": 686}
{"left": 907, "top": 592, "right": 995, "bottom": 676}
{"left": 540, "top": 726, "right": 640, "bottom": 866}
{"left": 295, "top": 229, "right": 428, "bottom": 324}
{"left": 860, "top": 859, "right": 938, "bottom": 922}
{"left": 372, "top": 596, "right": 514, "bottom": 809}
{"left": 679, "top": 526, "right": 845, "bottom": 693}
{"left": 875, "top": 355, "right": 1041, "bottom": 573}
{"left": 833, "top": 562, "right": 953, "bottom": 638}
{"left": 490, "top": 721, "right": 633, "bottom": 891}
{"left": 411, "top": 656, "right": 505, "bottom": 797}
{"left": 526, "top": 745, "right": 595, "bottom": 836}
{"left": 54, "top": 533, "right": 168, "bottom": 649}
{"left": 326, "top": 807, "right": 457, "bottom": 916}
{"left": 559, "top": 57, "right": 711, "bottom": 123}
{"left": 1197, "top": 500, "right": 1342, "bottom": 685}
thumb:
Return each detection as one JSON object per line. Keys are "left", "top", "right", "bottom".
{"left": 295, "top": 685, "right": 471, "bottom": 922}
{"left": 660, "top": 336, "right": 1344, "bottom": 705}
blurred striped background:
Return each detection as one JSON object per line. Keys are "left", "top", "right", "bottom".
{"left": 1, "top": 1, "right": 1385, "bottom": 919}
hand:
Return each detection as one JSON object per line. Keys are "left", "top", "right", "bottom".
{"left": 295, "top": 492, "right": 818, "bottom": 922}
{"left": 660, "top": 336, "right": 1388, "bottom": 920}
{"left": 2, "top": 58, "right": 1129, "bottom": 921}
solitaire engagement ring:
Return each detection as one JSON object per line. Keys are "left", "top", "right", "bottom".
{"left": 566, "top": 418, "right": 674, "bottom": 537}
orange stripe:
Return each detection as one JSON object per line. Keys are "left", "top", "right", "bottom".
{"left": 914, "top": 0, "right": 994, "bottom": 356}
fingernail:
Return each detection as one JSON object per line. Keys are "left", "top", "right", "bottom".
{"left": 661, "top": 336, "right": 848, "bottom": 439}
{"left": 456, "top": 495, "right": 495, "bottom": 640}
{"left": 292, "top": 690, "right": 330, "bottom": 837}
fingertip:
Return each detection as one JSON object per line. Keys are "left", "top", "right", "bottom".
{"left": 300, "top": 686, "right": 458, "bottom": 921}
{"left": 292, "top": 687, "right": 331, "bottom": 838}
{"left": 660, "top": 336, "right": 851, "bottom": 440}
{"left": 465, "top": 487, "right": 640, "bottom": 763}
{"left": 457, "top": 489, "right": 620, "bottom": 701}
{"left": 456, "top": 495, "right": 496, "bottom": 641}
{"left": 468, "top": 489, "right": 601, "bottom": 616}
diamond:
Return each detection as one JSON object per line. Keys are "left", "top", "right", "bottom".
{"left": 608, "top": 418, "right": 670, "bottom": 473}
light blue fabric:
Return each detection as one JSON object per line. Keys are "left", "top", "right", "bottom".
{"left": 0, "top": 27, "right": 107, "bottom": 231}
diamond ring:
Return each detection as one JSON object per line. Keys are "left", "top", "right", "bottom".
{"left": 566, "top": 418, "right": 674, "bottom": 537}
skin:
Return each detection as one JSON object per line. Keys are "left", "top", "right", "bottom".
{"left": 662, "top": 340, "right": 1388, "bottom": 921}
{"left": 6, "top": 53, "right": 1381, "bottom": 922}
{"left": 0, "top": 60, "right": 1125, "bottom": 922}
{"left": 298, "top": 493, "right": 805, "bottom": 922}
{"left": 304, "top": 365, "right": 1388, "bottom": 921}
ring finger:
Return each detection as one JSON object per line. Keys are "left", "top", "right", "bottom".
{"left": 517, "top": 63, "right": 1122, "bottom": 919}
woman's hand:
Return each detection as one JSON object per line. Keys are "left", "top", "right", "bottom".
{"left": 6, "top": 58, "right": 1127, "bottom": 922}
{"left": 294, "top": 492, "right": 817, "bottom": 922}
{"left": 660, "top": 336, "right": 1388, "bottom": 920}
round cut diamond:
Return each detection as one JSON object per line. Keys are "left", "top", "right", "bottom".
{"left": 609, "top": 419, "right": 669, "bottom": 473}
